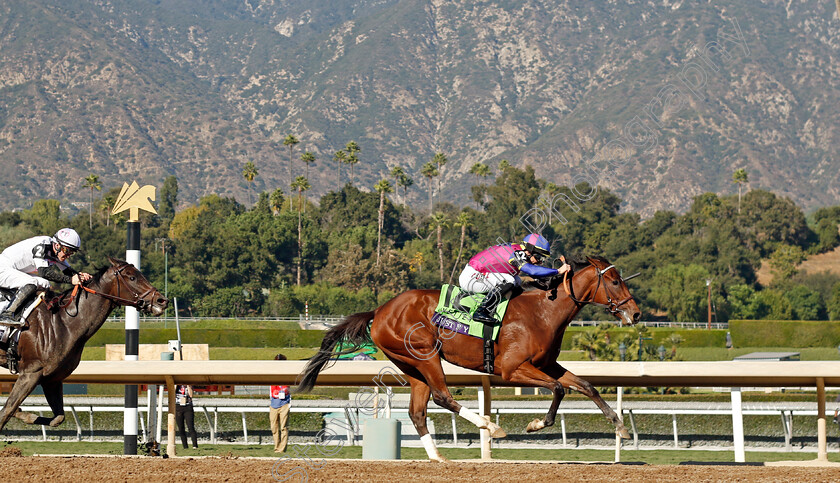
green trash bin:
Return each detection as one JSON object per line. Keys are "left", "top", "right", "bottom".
{"left": 161, "top": 352, "right": 174, "bottom": 360}
{"left": 362, "top": 418, "right": 401, "bottom": 460}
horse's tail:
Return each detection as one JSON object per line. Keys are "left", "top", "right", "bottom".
{"left": 297, "top": 311, "right": 375, "bottom": 392}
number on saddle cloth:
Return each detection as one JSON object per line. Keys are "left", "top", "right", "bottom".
{"left": 433, "top": 284, "right": 510, "bottom": 341}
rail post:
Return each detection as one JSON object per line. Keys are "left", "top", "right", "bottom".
{"left": 479, "top": 376, "right": 492, "bottom": 460}
{"left": 165, "top": 375, "right": 176, "bottom": 457}
{"left": 817, "top": 377, "right": 827, "bottom": 461}
{"left": 731, "top": 387, "right": 745, "bottom": 463}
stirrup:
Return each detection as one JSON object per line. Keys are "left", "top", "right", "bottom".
{"left": 472, "top": 309, "right": 496, "bottom": 324}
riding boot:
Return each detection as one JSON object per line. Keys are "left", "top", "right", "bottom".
{"left": 472, "top": 282, "right": 515, "bottom": 325}
{"left": 0, "top": 284, "right": 38, "bottom": 328}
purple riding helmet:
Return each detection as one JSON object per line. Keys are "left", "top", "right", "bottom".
{"left": 522, "top": 233, "right": 551, "bottom": 259}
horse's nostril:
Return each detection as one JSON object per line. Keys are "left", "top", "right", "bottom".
{"left": 633, "top": 312, "right": 641, "bottom": 322}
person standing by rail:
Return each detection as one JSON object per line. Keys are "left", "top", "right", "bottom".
{"left": 270, "top": 353, "right": 291, "bottom": 453}
{"left": 175, "top": 384, "right": 198, "bottom": 449}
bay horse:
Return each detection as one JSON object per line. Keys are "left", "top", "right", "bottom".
{"left": 299, "top": 255, "right": 641, "bottom": 461}
{"left": 0, "top": 257, "right": 167, "bottom": 432}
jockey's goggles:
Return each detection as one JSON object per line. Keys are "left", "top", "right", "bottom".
{"left": 58, "top": 244, "right": 77, "bottom": 256}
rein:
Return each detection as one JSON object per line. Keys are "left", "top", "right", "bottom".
{"left": 53, "top": 264, "right": 154, "bottom": 313}
{"left": 562, "top": 263, "right": 634, "bottom": 315}
{"left": 80, "top": 284, "right": 153, "bottom": 310}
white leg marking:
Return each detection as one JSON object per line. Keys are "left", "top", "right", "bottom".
{"left": 421, "top": 433, "right": 444, "bottom": 461}
{"left": 458, "top": 406, "right": 486, "bottom": 428}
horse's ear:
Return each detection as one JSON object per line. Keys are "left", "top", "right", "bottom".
{"left": 108, "top": 257, "right": 127, "bottom": 266}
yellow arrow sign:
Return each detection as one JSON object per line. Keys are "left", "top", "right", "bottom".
{"left": 112, "top": 181, "right": 157, "bottom": 221}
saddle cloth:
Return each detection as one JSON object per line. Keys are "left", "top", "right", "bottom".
{"left": 432, "top": 284, "right": 511, "bottom": 341}
{"left": 0, "top": 292, "right": 45, "bottom": 322}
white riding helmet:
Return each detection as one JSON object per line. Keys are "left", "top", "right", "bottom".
{"left": 54, "top": 228, "right": 81, "bottom": 250}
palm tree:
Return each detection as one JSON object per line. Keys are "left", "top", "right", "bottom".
{"left": 283, "top": 134, "right": 300, "bottom": 191}
{"left": 421, "top": 162, "right": 439, "bottom": 212}
{"left": 433, "top": 152, "right": 448, "bottom": 206}
{"left": 732, "top": 168, "right": 748, "bottom": 214}
{"left": 390, "top": 166, "right": 405, "bottom": 203}
{"left": 448, "top": 211, "right": 473, "bottom": 284}
{"left": 390, "top": 166, "right": 414, "bottom": 205}
{"left": 82, "top": 174, "right": 101, "bottom": 229}
{"left": 300, "top": 151, "right": 316, "bottom": 213}
{"left": 345, "top": 141, "right": 360, "bottom": 186}
{"left": 428, "top": 211, "right": 449, "bottom": 282}
{"left": 469, "top": 162, "right": 492, "bottom": 208}
{"left": 269, "top": 188, "right": 284, "bottom": 216}
{"left": 242, "top": 161, "right": 258, "bottom": 206}
{"left": 99, "top": 195, "right": 115, "bottom": 228}
{"left": 300, "top": 151, "right": 316, "bottom": 180}
{"left": 469, "top": 162, "right": 491, "bottom": 178}
{"left": 333, "top": 150, "right": 347, "bottom": 189}
{"left": 572, "top": 331, "right": 604, "bottom": 361}
{"left": 374, "top": 179, "right": 394, "bottom": 266}
{"left": 398, "top": 174, "right": 414, "bottom": 207}
{"left": 290, "top": 176, "right": 311, "bottom": 286}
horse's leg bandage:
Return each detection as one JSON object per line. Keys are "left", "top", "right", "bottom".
{"left": 420, "top": 433, "right": 443, "bottom": 461}
{"left": 458, "top": 406, "right": 487, "bottom": 428}
{"left": 458, "top": 406, "right": 506, "bottom": 438}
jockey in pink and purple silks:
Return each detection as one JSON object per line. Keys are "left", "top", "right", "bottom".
{"left": 459, "top": 233, "right": 570, "bottom": 324}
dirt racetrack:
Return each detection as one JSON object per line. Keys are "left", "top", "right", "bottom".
{"left": 0, "top": 456, "right": 839, "bottom": 482}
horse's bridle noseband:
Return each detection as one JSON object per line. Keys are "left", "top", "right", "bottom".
{"left": 562, "top": 263, "right": 636, "bottom": 315}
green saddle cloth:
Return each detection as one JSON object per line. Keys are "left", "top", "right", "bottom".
{"left": 433, "top": 284, "right": 511, "bottom": 340}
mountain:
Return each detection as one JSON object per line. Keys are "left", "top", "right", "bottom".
{"left": 0, "top": 0, "right": 838, "bottom": 216}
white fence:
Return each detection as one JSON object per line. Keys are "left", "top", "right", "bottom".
{"left": 2, "top": 360, "right": 839, "bottom": 461}
{"left": 8, "top": 397, "right": 825, "bottom": 454}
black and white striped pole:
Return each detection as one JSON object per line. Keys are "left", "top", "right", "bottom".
{"left": 124, "top": 220, "right": 140, "bottom": 454}
{"left": 112, "top": 181, "right": 157, "bottom": 455}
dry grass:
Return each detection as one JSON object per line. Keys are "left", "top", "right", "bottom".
{"left": 757, "top": 245, "right": 840, "bottom": 287}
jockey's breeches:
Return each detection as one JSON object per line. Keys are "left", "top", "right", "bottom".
{"left": 0, "top": 267, "right": 50, "bottom": 290}
{"left": 459, "top": 265, "right": 519, "bottom": 293}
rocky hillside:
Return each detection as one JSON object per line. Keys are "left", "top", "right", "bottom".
{"left": 0, "top": 0, "right": 838, "bottom": 216}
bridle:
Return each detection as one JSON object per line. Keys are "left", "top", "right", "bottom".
{"left": 562, "top": 263, "right": 638, "bottom": 315}
{"left": 68, "top": 264, "right": 156, "bottom": 313}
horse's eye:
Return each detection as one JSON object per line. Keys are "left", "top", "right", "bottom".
{"left": 611, "top": 280, "right": 619, "bottom": 286}
{"left": 130, "top": 276, "right": 136, "bottom": 281}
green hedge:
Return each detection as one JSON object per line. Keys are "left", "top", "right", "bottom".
{"left": 558, "top": 327, "right": 727, "bottom": 350}
{"left": 84, "top": 321, "right": 840, "bottom": 350}
{"left": 730, "top": 320, "right": 840, "bottom": 348}
{"left": 87, "top": 326, "right": 724, "bottom": 350}
{"left": 88, "top": 328, "right": 325, "bottom": 348}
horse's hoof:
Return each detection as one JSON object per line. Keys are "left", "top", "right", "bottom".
{"left": 18, "top": 413, "right": 37, "bottom": 424}
{"left": 617, "top": 428, "right": 631, "bottom": 439}
{"left": 525, "top": 418, "right": 545, "bottom": 433}
{"left": 430, "top": 455, "right": 450, "bottom": 463}
{"left": 480, "top": 415, "right": 507, "bottom": 439}
{"left": 488, "top": 424, "right": 507, "bottom": 439}
{"left": 49, "top": 415, "right": 65, "bottom": 427}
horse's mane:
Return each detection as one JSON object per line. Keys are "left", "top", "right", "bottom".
{"left": 88, "top": 264, "right": 113, "bottom": 284}
{"left": 50, "top": 264, "right": 112, "bottom": 299}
